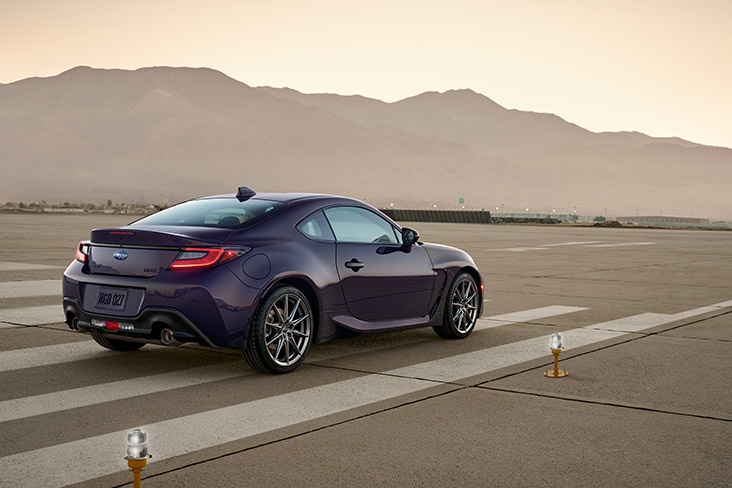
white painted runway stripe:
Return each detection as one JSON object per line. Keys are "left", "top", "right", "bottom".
{"left": 0, "top": 280, "right": 60, "bottom": 299}
{"left": 0, "top": 306, "right": 587, "bottom": 373}
{"left": 542, "top": 241, "right": 602, "bottom": 247}
{"left": 0, "top": 262, "right": 63, "bottom": 271}
{"left": 0, "top": 340, "right": 121, "bottom": 373}
{"left": 475, "top": 305, "right": 588, "bottom": 331}
{"left": 486, "top": 247, "right": 550, "bottom": 252}
{"left": 585, "top": 242, "right": 655, "bottom": 248}
{"left": 0, "top": 305, "right": 62, "bottom": 326}
{"left": 0, "top": 363, "right": 248, "bottom": 423}
{"left": 4, "top": 300, "right": 729, "bottom": 487}
{"left": 486, "top": 242, "right": 656, "bottom": 252}
{"left": 584, "top": 301, "right": 732, "bottom": 333}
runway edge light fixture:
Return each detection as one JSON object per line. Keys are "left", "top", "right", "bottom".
{"left": 125, "top": 428, "right": 151, "bottom": 488}
{"left": 544, "top": 332, "right": 568, "bottom": 378}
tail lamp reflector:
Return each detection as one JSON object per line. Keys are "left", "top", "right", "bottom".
{"left": 76, "top": 242, "right": 89, "bottom": 263}
{"left": 169, "top": 247, "right": 249, "bottom": 269}
{"left": 91, "top": 319, "right": 134, "bottom": 330}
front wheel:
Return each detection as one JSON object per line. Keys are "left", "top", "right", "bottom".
{"left": 433, "top": 272, "right": 479, "bottom": 339}
{"left": 243, "top": 286, "right": 314, "bottom": 374}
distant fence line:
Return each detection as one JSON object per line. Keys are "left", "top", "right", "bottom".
{"left": 380, "top": 208, "right": 492, "bottom": 224}
{"left": 492, "top": 217, "right": 560, "bottom": 224}
{"left": 379, "top": 208, "right": 562, "bottom": 225}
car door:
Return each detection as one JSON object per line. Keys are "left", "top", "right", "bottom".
{"left": 324, "top": 206, "right": 435, "bottom": 322}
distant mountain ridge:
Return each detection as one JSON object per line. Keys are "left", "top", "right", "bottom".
{"left": 1, "top": 66, "right": 730, "bottom": 218}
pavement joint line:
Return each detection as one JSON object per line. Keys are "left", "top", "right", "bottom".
{"left": 518, "top": 256, "right": 731, "bottom": 280}
{"left": 108, "top": 386, "right": 469, "bottom": 488}
{"left": 656, "top": 334, "right": 732, "bottom": 344}
{"left": 524, "top": 272, "right": 732, "bottom": 289}
{"left": 478, "top": 309, "right": 732, "bottom": 386}
{"left": 0, "top": 323, "right": 24, "bottom": 329}
{"left": 491, "top": 289, "right": 653, "bottom": 304}
{"left": 491, "top": 288, "right": 732, "bottom": 307}
{"left": 477, "top": 386, "right": 732, "bottom": 423}
{"left": 0, "top": 304, "right": 63, "bottom": 326}
{"left": 304, "top": 362, "right": 469, "bottom": 387}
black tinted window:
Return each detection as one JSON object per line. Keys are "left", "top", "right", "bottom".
{"left": 297, "top": 211, "right": 335, "bottom": 242}
{"left": 132, "top": 198, "right": 286, "bottom": 229}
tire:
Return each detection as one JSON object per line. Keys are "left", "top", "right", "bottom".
{"left": 433, "top": 272, "right": 479, "bottom": 339}
{"left": 243, "top": 285, "right": 314, "bottom": 374}
{"left": 90, "top": 329, "right": 146, "bottom": 351}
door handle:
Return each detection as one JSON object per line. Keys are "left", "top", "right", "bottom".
{"left": 344, "top": 258, "right": 364, "bottom": 271}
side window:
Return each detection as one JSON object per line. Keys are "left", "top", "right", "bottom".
{"left": 323, "top": 207, "right": 399, "bottom": 244}
{"left": 297, "top": 211, "right": 335, "bottom": 242}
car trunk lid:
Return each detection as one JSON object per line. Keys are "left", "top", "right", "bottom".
{"left": 88, "top": 226, "right": 234, "bottom": 277}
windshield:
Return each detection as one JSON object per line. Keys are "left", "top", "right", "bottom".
{"left": 131, "top": 198, "right": 286, "bottom": 229}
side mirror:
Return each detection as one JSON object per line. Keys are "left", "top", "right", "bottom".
{"left": 401, "top": 227, "right": 419, "bottom": 247}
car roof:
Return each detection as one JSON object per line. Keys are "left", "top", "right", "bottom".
{"left": 197, "top": 192, "right": 362, "bottom": 205}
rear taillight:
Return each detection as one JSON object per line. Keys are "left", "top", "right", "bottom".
{"left": 76, "top": 242, "right": 89, "bottom": 263}
{"left": 169, "top": 247, "right": 250, "bottom": 269}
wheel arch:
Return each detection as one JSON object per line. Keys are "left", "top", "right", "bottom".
{"left": 458, "top": 265, "right": 484, "bottom": 317}
{"left": 257, "top": 275, "right": 321, "bottom": 338}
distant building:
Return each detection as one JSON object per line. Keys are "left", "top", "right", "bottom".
{"left": 617, "top": 216, "right": 709, "bottom": 225}
{"left": 43, "top": 208, "right": 85, "bottom": 213}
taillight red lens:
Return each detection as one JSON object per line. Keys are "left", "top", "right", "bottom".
{"left": 76, "top": 242, "right": 89, "bottom": 263}
{"left": 169, "top": 247, "right": 249, "bottom": 269}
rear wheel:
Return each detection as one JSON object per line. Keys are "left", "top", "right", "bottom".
{"left": 243, "top": 286, "right": 313, "bottom": 374}
{"left": 433, "top": 272, "right": 479, "bottom": 339}
{"left": 90, "top": 330, "right": 146, "bottom": 351}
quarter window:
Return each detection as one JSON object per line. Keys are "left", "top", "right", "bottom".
{"left": 324, "top": 207, "right": 399, "bottom": 244}
{"left": 297, "top": 211, "right": 335, "bottom": 242}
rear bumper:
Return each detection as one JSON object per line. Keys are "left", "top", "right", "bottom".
{"left": 62, "top": 297, "right": 217, "bottom": 347}
{"left": 62, "top": 260, "right": 259, "bottom": 349}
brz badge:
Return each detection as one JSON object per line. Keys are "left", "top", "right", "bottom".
{"left": 113, "top": 250, "right": 128, "bottom": 261}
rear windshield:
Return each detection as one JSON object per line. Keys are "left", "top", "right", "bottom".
{"left": 131, "top": 198, "right": 286, "bottom": 229}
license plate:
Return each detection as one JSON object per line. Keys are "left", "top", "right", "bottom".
{"left": 95, "top": 287, "right": 128, "bottom": 311}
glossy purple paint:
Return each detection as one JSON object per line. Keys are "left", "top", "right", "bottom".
{"left": 62, "top": 193, "right": 483, "bottom": 351}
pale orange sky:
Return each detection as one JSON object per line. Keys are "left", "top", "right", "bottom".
{"left": 2, "top": 0, "right": 730, "bottom": 147}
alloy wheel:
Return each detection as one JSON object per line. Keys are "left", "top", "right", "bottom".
{"left": 264, "top": 293, "right": 312, "bottom": 367}
{"left": 450, "top": 278, "right": 478, "bottom": 333}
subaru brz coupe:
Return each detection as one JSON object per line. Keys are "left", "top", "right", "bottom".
{"left": 62, "top": 187, "right": 483, "bottom": 373}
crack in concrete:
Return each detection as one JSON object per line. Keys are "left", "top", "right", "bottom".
{"left": 477, "top": 386, "right": 732, "bottom": 423}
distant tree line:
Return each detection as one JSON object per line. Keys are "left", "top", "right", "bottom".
{"left": 1, "top": 200, "right": 167, "bottom": 213}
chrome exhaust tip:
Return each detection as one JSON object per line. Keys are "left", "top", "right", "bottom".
{"left": 70, "top": 317, "right": 81, "bottom": 332}
{"left": 160, "top": 327, "right": 177, "bottom": 345}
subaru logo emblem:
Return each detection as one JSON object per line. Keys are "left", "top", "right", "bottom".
{"left": 113, "top": 250, "right": 128, "bottom": 261}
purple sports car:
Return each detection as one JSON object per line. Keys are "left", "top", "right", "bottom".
{"left": 62, "top": 187, "right": 483, "bottom": 373}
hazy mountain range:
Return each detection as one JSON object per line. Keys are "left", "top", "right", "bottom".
{"left": 1, "top": 66, "right": 730, "bottom": 218}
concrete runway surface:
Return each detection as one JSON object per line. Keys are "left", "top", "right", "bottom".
{"left": 0, "top": 213, "right": 730, "bottom": 487}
